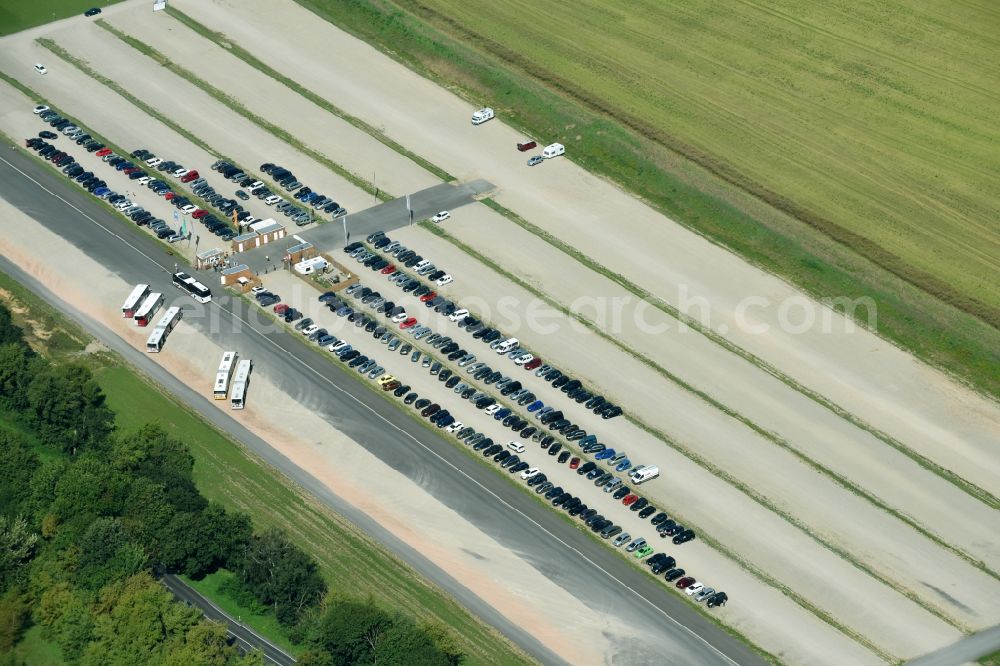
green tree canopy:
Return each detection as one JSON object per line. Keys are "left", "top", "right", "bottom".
{"left": 0, "top": 305, "right": 26, "bottom": 347}
{"left": 0, "top": 433, "right": 39, "bottom": 519}
{"left": 235, "top": 528, "right": 327, "bottom": 626}
{"left": 27, "top": 363, "right": 113, "bottom": 454}
{"left": 0, "top": 343, "right": 38, "bottom": 412}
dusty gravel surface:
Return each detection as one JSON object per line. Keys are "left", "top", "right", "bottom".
{"left": 167, "top": 0, "right": 1000, "bottom": 497}
{"left": 3, "top": 1, "right": 999, "bottom": 662}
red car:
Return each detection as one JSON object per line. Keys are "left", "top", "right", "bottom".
{"left": 96, "top": 148, "right": 112, "bottom": 157}
{"left": 191, "top": 209, "right": 208, "bottom": 219}
{"left": 380, "top": 264, "right": 396, "bottom": 274}
{"left": 123, "top": 167, "right": 140, "bottom": 174}
{"left": 569, "top": 457, "right": 580, "bottom": 470}
{"left": 180, "top": 170, "right": 199, "bottom": 183}
{"left": 400, "top": 317, "right": 417, "bottom": 329}
{"left": 622, "top": 494, "right": 638, "bottom": 506}
{"left": 50, "top": 151, "right": 66, "bottom": 162}
{"left": 419, "top": 291, "right": 437, "bottom": 302}
{"left": 274, "top": 303, "right": 288, "bottom": 314}
{"left": 676, "top": 576, "right": 695, "bottom": 589}
{"left": 524, "top": 357, "right": 542, "bottom": 371}
{"left": 163, "top": 192, "right": 175, "bottom": 200}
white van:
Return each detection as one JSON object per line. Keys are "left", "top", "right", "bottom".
{"left": 294, "top": 257, "right": 329, "bottom": 275}
{"left": 471, "top": 107, "right": 495, "bottom": 125}
{"left": 493, "top": 337, "right": 518, "bottom": 353}
{"left": 630, "top": 465, "right": 659, "bottom": 485}
{"left": 542, "top": 143, "right": 565, "bottom": 159}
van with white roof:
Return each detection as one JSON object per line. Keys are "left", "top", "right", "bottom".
{"left": 542, "top": 143, "right": 565, "bottom": 159}
{"left": 471, "top": 107, "right": 495, "bottom": 125}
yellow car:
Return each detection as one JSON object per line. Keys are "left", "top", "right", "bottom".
{"left": 377, "top": 375, "right": 396, "bottom": 386}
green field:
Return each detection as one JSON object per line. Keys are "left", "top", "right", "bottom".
{"left": 398, "top": 0, "right": 1000, "bottom": 320}
{"left": 0, "top": 0, "right": 124, "bottom": 37}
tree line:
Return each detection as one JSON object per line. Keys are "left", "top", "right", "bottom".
{"left": 0, "top": 304, "right": 462, "bottom": 665}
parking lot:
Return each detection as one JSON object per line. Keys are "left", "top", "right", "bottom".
{"left": 3, "top": 1, "right": 999, "bottom": 663}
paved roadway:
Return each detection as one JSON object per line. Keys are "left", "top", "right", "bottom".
{"left": 239, "top": 179, "right": 494, "bottom": 273}
{"left": 904, "top": 625, "right": 1000, "bottom": 666}
{"left": 161, "top": 574, "right": 296, "bottom": 665}
{"left": 0, "top": 145, "right": 763, "bottom": 666}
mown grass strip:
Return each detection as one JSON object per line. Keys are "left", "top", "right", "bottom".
{"left": 420, "top": 220, "right": 1000, "bottom": 581}
{"left": 419, "top": 222, "right": 986, "bottom": 626}
{"left": 94, "top": 20, "right": 389, "bottom": 204}
{"left": 163, "top": 6, "right": 454, "bottom": 184}
{"left": 480, "top": 199, "right": 1000, "bottom": 512}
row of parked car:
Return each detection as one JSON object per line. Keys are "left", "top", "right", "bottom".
{"left": 26, "top": 107, "right": 183, "bottom": 241}
{"left": 366, "top": 233, "right": 455, "bottom": 286}
{"left": 205, "top": 159, "right": 312, "bottom": 227}
{"left": 260, "top": 162, "right": 347, "bottom": 219}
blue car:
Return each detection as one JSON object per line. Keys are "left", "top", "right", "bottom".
{"left": 615, "top": 458, "right": 632, "bottom": 472}
{"left": 494, "top": 407, "right": 511, "bottom": 421}
{"left": 93, "top": 187, "right": 111, "bottom": 197}
{"left": 579, "top": 434, "right": 598, "bottom": 447}
{"left": 595, "top": 448, "right": 616, "bottom": 461}
{"left": 527, "top": 400, "right": 544, "bottom": 412}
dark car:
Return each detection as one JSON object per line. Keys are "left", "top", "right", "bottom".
{"left": 651, "top": 512, "right": 670, "bottom": 526}
{"left": 630, "top": 498, "right": 649, "bottom": 512}
{"left": 664, "top": 568, "right": 686, "bottom": 582}
{"left": 404, "top": 393, "right": 418, "bottom": 405}
{"left": 420, "top": 403, "right": 441, "bottom": 418}
{"left": 577, "top": 461, "right": 596, "bottom": 476}
{"left": 706, "top": 592, "right": 728, "bottom": 608}
{"left": 673, "top": 529, "right": 696, "bottom": 545}
{"left": 38, "top": 130, "right": 57, "bottom": 139}
{"left": 84, "top": 7, "right": 102, "bottom": 16}
{"left": 612, "top": 486, "right": 631, "bottom": 500}
{"left": 650, "top": 558, "right": 675, "bottom": 575}
{"left": 638, "top": 505, "right": 657, "bottom": 520}
{"left": 547, "top": 442, "right": 562, "bottom": 455}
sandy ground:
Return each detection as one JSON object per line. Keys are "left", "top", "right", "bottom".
{"left": 1, "top": 1, "right": 997, "bottom": 662}
{"left": 165, "top": 0, "right": 1000, "bottom": 496}
{"left": 338, "top": 235, "right": 989, "bottom": 655}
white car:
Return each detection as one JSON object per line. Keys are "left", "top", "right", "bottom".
{"left": 448, "top": 308, "right": 469, "bottom": 322}
{"left": 520, "top": 467, "right": 539, "bottom": 480}
{"left": 685, "top": 582, "right": 705, "bottom": 597}
{"left": 180, "top": 205, "right": 197, "bottom": 215}
{"left": 173, "top": 168, "right": 189, "bottom": 177}
{"left": 430, "top": 211, "right": 450, "bottom": 223}
{"left": 146, "top": 157, "right": 162, "bottom": 167}
{"left": 445, "top": 422, "right": 464, "bottom": 434}
{"left": 513, "top": 353, "right": 534, "bottom": 366}
{"left": 507, "top": 440, "right": 525, "bottom": 453}
{"left": 391, "top": 312, "right": 408, "bottom": 323}
{"left": 137, "top": 176, "right": 152, "bottom": 185}
{"left": 34, "top": 64, "right": 47, "bottom": 75}
{"left": 251, "top": 286, "right": 266, "bottom": 295}
{"left": 435, "top": 274, "right": 453, "bottom": 286}
{"left": 484, "top": 404, "right": 502, "bottom": 416}
{"left": 301, "top": 324, "right": 319, "bottom": 336}
{"left": 32, "top": 105, "right": 49, "bottom": 114}
{"left": 264, "top": 195, "right": 281, "bottom": 205}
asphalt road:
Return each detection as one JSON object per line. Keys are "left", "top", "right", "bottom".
{"left": 904, "top": 625, "right": 1000, "bottom": 666}
{"left": 161, "top": 574, "right": 296, "bottom": 665}
{"left": 0, "top": 144, "right": 764, "bottom": 666}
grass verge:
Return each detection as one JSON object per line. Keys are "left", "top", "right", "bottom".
{"left": 0, "top": 265, "right": 533, "bottom": 665}
{"left": 181, "top": 570, "right": 298, "bottom": 656}
{"left": 288, "top": 0, "right": 1000, "bottom": 404}
{"left": 163, "top": 6, "right": 454, "bottom": 183}
{"left": 94, "top": 361, "right": 531, "bottom": 666}
{"left": 9, "top": 625, "right": 64, "bottom": 666}
{"left": 95, "top": 19, "right": 389, "bottom": 204}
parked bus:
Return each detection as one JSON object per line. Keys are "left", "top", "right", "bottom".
{"left": 133, "top": 292, "right": 164, "bottom": 327}
{"left": 230, "top": 359, "right": 253, "bottom": 410}
{"left": 213, "top": 351, "right": 239, "bottom": 399}
{"left": 172, "top": 271, "right": 212, "bottom": 303}
{"left": 121, "top": 284, "right": 150, "bottom": 318}
{"left": 145, "top": 307, "right": 182, "bottom": 353}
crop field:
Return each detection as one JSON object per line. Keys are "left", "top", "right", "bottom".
{"left": 390, "top": 0, "right": 1000, "bottom": 325}
{"left": 0, "top": 0, "right": 125, "bottom": 37}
